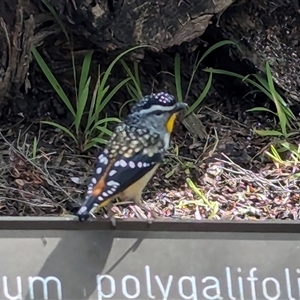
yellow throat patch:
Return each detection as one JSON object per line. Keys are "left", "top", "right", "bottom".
{"left": 166, "top": 113, "right": 178, "bottom": 133}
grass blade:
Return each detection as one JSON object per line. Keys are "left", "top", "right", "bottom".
{"left": 174, "top": 53, "right": 183, "bottom": 102}
{"left": 265, "top": 62, "right": 287, "bottom": 135}
{"left": 88, "top": 85, "right": 110, "bottom": 129}
{"left": 41, "top": 0, "right": 78, "bottom": 103}
{"left": 84, "top": 137, "right": 107, "bottom": 150}
{"left": 120, "top": 60, "right": 142, "bottom": 99}
{"left": 86, "top": 65, "right": 102, "bottom": 133}
{"left": 93, "top": 117, "right": 121, "bottom": 127}
{"left": 75, "top": 77, "right": 91, "bottom": 134}
{"left": 118, "top": 98, "right": 136, "bottom": 118}
{"left": 32, "top": 137, "right": 38, "bottom": 159}
{"left": 184, "top": 40, "right": 241, "bottom": 102}
{"left": 126, "top": 83, "right": 141, "bottom": 101}
{"left": 205, "top": 68, "right": 273, "bottom": 99}
{"left": 248, "top": 74, "right": 269, "bottom": 92}
{"left": 41, "top": 0, "right": 70, "bottom": 44}
{"left": 133, "top": 61, "right": 141, "bottom": 91}
{"left": 186, "top": 71, "right": 212, "bottom": 116}
{"left": 98, "top": 45, "right": 157, "bottom": 101}
{"left": 79, "top": 51, "right": 93, "bottom": 98}
{"left": 254, "top": 129, "right": 283, "bottom": 137}
{"left": 96, "top": 126, "right": 114, "bottom": 136}
{"left": 200, "top": 40, "right": 242, "bottom": 64}
{"left": 31, "top": 46, "right": 76, "bottom": 117}
{"left": 96, "top": 78, "right": 131, "bottom": 117}
{"left": 246, "top": 107, "right": 277, "bottom": 115}
{"left": 41, "top": 121, "right": 77, "bottom": 142}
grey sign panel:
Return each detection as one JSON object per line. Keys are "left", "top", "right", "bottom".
{"left": 0, "top": 218, "right": 299, "bottom": 300}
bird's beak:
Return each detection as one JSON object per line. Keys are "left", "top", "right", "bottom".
{"left": 174, "top": 102, "right": 188, "bottom": 113}
{"left": 173, "top": 102, "right": 188, "bottom": 122}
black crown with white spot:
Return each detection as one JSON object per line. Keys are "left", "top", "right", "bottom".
{"left": 131, "top": 92, "right": 176, "bottom": 113}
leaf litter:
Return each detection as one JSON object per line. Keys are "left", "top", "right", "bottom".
{"left": 0, "top": 97, "right": 299, "bottom": 222}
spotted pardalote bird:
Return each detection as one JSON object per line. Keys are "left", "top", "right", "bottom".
{"left": 76, "top": 92, "right": 188, "bottom": 224}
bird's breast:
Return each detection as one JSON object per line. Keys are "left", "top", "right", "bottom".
{"left": 119, "top": 164, "right": 160, "bottom": 201}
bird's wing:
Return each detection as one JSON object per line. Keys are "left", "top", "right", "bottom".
{"left": 78, "top": 128, "right": 165, "bottom": 215}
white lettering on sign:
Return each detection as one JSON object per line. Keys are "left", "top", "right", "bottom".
{"left": 237, "top": 267, "right": 245, "bottom": 300}
{"left": 297, "top": 269, "right": 300, "bottom": 300}
{"left": 285, "top": 268, "right": 296, "bottom": 300}
{"left": 155, "top": 274, "right": 173, "bottom": 300}
{"left": 1, "top": 267, "right": 300, "bottom": 299}
{"left": 28, "top": 276, "right": 62, "bottom": 300}
{"left": 178, "top": 276, "right": 197, "bottom": 300}
{"left": 95, "top": 266, "right": 300, "bottom": 300}
{"left": 97, "top": 275, "right": 116, "bottom": 300}
{"left": 262, "top": 277, "right": 281, "bottom": 300}
{"left": 202, "top": 276, "right": 222, "bottom": 300}
{"left": 121, "top": 275, "right": 140, "bottom": 299}
{"left": 145, "top": 266, "right": 155, "bottom": 299}
{"left": 247, "top": 267, "right": 258, "bottom": 300}
{"left": 2, "top": 276, "right": 22, "bottom": 300}
{"left": 225, "top": 267, "right": 236, "bottom": 300}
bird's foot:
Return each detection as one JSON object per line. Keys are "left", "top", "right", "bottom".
{"left": 106, "top": 202, "right": 117, "bottom": 227}
{"left": 109, "top": 215, "right": 117, "bottom": 227}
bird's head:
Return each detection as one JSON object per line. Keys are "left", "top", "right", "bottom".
{"left": 130, "top": 92, "right": 188, "bottom": 134}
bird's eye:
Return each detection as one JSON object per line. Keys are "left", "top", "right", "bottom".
{"left": 153, "top": 111, "right": 164, "bottom": 116}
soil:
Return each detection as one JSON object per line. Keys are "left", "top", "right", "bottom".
{"left": 0, "top": 37, "right": 299, "bottom": 222}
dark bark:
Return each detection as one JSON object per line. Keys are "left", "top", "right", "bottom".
{"left": 45, "top": 0, "right": 234, "bottom": 51}
{"left": 0, "top": 0, "right": 60, "bottom": 110}
{"left": 0, "top": 0, "right": 234, "bottom": 112}
{"left": 0, "top": 0, "right": 34, "bottom": 105}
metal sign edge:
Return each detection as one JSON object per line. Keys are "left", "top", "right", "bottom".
{"left": 0, "top": 216, "right": 298, "bottom": 232}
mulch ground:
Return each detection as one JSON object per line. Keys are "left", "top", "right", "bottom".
{"left": 0, "top": 82, "right": 299, "bottom": 222}
{"left": 0, "top": 44, "right": 299, "bottom": 222}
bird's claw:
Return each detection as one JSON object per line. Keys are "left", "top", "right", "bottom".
{"left": 110, "top": 216, "right": 117, "bottom": 227}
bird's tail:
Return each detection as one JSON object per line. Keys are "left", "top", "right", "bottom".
{"left": 76, "top": 194, "right": 103, "bottom": 222}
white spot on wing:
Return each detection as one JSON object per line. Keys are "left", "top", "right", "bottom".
{"left": 114, "top": 161, "right": 120, "bottom": 167}
{"left": 96, "top": 167, "right": 102, "bottom": 174}
{"left": 102, "top": 192, "right": 109, "bottom": 197}
{"left": 78, "top": 206, "right": 87, "bottom": 214}
{"left": 129, "top": 161, "right": 135, "bottom": 168}
{"left": 100, "top": 155, "right": 108, "bottom": 165}
{"left": 137, "top": 162, "right": 143, "bottom": 168}
{"left": 107, "top": 180, "right": 120, "bottom": 187}
{"left": 119, "top": 159, "right": 127, "bottom": 167}
{"left": 109, "top": 170, "right": 117, "bottom": 176}
{"left": 92, "top": 178, "right": 97, "bottom": 184}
